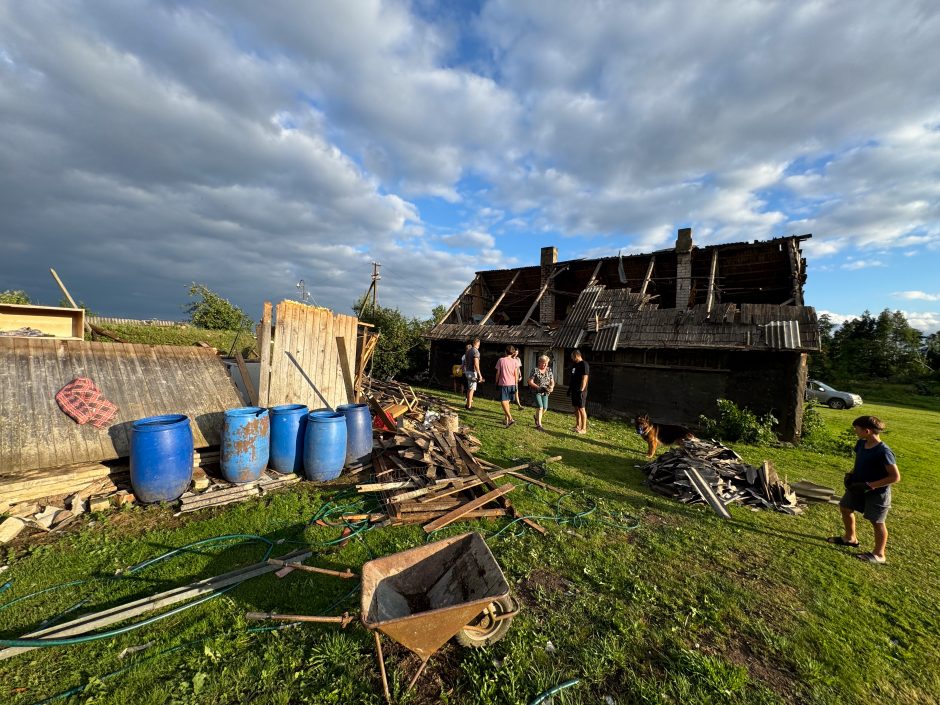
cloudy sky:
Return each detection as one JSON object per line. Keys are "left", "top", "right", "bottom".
{"left": 2, "top": 0, "right": 939, "bottom": 332}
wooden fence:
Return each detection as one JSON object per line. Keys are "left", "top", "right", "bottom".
{"left": 258, "top": 301, "right": 358, "bottom": 411}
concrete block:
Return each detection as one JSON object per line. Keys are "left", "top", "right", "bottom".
{"left": 0, "top": 517, "right": 27, "bottom": 544}
{"left": 88, "top": 495, "right": 111, "bottom": 513}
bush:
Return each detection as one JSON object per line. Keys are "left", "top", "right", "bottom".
{"left": 0, "top": 289, "right": 31, "bottom": 304}
{"left": 699, "top": 399, "right": 777, "bottom": 445}
{"left": 185, "top": 284, "right": 253, "bottom": 331}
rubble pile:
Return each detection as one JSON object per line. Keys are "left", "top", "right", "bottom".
{"left": 642, "top": 437, "right": 803, "bottom": 515}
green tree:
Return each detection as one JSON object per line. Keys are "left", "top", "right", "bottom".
{"left": 0, "top": 289, "right": 31, "bottom": 304}
{"left": 185, "top": 284, "right": 253, "bottom": 330}
{"left": 808, "top": 313, "right": 836, "bottom": 379}
{"left": 829, "top": 309, "right": 927, "bottom": 380}
{"left": 923, "top": 332, "right": 940, "bottom": 373}
{"left": 353, "top": 299, "right": 441, "bottom": 380}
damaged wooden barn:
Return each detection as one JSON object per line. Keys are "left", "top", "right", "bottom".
{"left": 426, "top": 228, "right": 820, "bottom": 441}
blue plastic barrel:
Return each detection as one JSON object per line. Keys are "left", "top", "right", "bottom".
{"left": 269, "top": 404, "right": 308, "bottom": 474}
{"left": 303, "top": 411, "right": 347, "bottom": 482}
{"left": 220, "top": 407, "right": 270, "bottom": 484}
{"left": 130, "top": 414, "right": 194, "bottom": 503}
{"left": 336, "top": 403, "right": 373, "bottom": 467}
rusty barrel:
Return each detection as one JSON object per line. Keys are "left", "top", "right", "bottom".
{"left": 220, "top": 407, "right": 270, "bottom": 484}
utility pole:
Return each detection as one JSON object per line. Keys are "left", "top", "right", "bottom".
{"left": 370, "top": 262, "right": 381, "bottom": 314}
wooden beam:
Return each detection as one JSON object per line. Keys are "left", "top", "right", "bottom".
{"left": 705, "top": 250, "right": 719, "bottom": 315}
{"left": 639, "top": 256, "right": 655, "bottom": 296}
{"left": 49, "top": 268, "right": 92, "bottom": 335}
{"left": 520, "top": 265, "right": 567, "bottom": 326}
{"left": 587, "top": 259, "right": 604, "bottom": 286}
{"left": 437, "top": 274, "right": 479, "bottom": 325}
{"left": 257, "top": 302, "right": 273, "bottom": 406}
{"left": 234, "top": 351, "right": 258, "bottom": 405}
{"left": 479, "top": 270, "right": 521, "bottom": 325}
{"left": 335, "top": 336, "right": 355, "bottom": 404}
{"left": 422, "top": 483, "right": 516, "bottom": 532}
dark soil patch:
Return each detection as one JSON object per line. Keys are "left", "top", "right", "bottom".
{"left": 724, "top": 636, "right": 804, "bottom": 704}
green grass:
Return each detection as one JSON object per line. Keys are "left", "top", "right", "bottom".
{"left": 1, "top": 385, "right": 939, "bottom": 704}
{"left": 88, "top": 322, "right": 257, "bottom": 358}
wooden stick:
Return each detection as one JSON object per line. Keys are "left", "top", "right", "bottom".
{"left": 266, "top": 559, "right": 356, "bottom": 579}
{"left": 422, "top": 483, "right": 515, "bottom": 533}
{"left": 374, "top": 631, "right": 392, "bottom": 703}
{"left": 234, "top": 351, "right": 258, "bottom": 405}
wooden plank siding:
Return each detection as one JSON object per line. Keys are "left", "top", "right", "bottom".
{"left": 0, "top": 339, "right": 242, "bottom": 475}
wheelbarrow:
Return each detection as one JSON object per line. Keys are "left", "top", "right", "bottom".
{"left": 361, "top": 532, "right": 519, "bottom": 699}
{"left": 246, "top": 532, "right": 518, "bottom": 701}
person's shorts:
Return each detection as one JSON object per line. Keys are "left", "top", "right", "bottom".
{"left": 464, "top": 371, "right": 478, "bottom": 391}
{"left": 570, "top": 390, "right": 587, "bottom": 408}
{"left": 499, "top": 385, "right": 516, "bottom": 402}
{"left": 839, "top": 486, "right": 891, "bottom": 523}
{"left": 533, "top": 392, "right": 549, "bottom": 410}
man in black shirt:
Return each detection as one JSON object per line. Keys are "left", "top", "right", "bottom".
{"left": 568, "top": 349, "right": 589, "bottom": 434}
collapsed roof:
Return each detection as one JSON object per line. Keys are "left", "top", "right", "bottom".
{"left": 427, "top": 229, "right": 818, "bottom": 352}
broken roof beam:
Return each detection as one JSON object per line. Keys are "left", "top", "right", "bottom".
{"left": 639, "top": 256, "right": 655, "bottom": 296}
{"left": 705, "top": 250, "right": 719, "bottom": 315}
{"left": 521, "top": 265, "right": 567, "bottom": 326}
{"left": 438, "top": 274, "right": 480, "bottom": 325}
{"left": 479, "top": 270, "right": 521, "bottom": 325}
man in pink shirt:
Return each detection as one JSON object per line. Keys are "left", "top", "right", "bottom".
{"left": 494, "top": 345, "right": 519, "bottom": 427}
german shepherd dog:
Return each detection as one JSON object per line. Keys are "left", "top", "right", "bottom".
{"left": 635, "top": 414, "right": 693, "bottom": 458}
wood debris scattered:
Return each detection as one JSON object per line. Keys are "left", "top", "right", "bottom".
{"left": 176, "top": 470, "right": 300, "bottom": 514}
{"left": 641, "top": 437, "right": 802, "bottom": 515}
{"left": 356, "top": 377, "right": 556, "bottom": 533}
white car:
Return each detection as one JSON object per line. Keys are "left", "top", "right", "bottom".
{"left": 805, "top": 379, "right": 863, "bottom": 409}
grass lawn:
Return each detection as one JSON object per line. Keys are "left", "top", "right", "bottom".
{"left": 1, "top": 384, "right": 938, "bottom": 704}
{"left": 87, "top": 323, "right": 257, "bottom": 359}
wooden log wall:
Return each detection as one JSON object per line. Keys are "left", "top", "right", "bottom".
{"left": 261, "top": 301, "right": 358, "bottom": 411}
{"left": 0, "top": 339, "right": 243, "bottom": 475}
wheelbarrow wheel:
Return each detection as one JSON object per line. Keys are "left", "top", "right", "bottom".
{"left": 455, "top": 595, "right": 517, "bottom": 648}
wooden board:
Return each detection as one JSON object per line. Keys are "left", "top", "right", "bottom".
{"left": 0, "top": 339, "right": 243, "bottom": 474}
{"left": 0, "top": 303, "right": 84, "bottom": 339}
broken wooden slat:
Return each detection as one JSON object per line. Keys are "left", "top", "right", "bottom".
{"left": 422, "top": 483, "right": 516, "bottom": 533}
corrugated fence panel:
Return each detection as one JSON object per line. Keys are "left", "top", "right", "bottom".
{"left": 0, "top": 339, "right": 242, "bottom": 475}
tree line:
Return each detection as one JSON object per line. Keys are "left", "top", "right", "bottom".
{"left": 810, "top": 309, "right": 939, "bottom": 382}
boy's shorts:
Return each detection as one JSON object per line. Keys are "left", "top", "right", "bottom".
{"left": 839, "top": 486, "right": 891, "bottom": 523}
{"left": 570, "top": 390, "right": 587, "bottom": 409}
{"left": 464, "top": 371, "right": 478, "bottom": 391}
{"left": 498, "top": 385, "right": 516, "bottom": 402}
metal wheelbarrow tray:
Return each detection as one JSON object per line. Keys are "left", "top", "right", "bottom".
{"left": 361, "top": 532, "right": 512, "bottom": 661}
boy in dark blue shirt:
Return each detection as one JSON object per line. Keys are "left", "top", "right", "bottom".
{"left": 828, "top": 415, "right": 901, "bottom": 564}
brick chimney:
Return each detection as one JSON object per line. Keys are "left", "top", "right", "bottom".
{"left": 675, "top": 227, "right": 693, "bottom": 309}
{"left": 540, "top": 246, "right": 557, "bottom": 324}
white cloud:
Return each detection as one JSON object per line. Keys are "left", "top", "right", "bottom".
{"left": 440, "top": 230, "right": 496, "bottom": 250}
{"left": 841, "top": 259, "right": 886, "bottom": 271}
{"left": 817, "top": 310, "right": 857, "bottom": 327}
{"left": 1, "top": 0, "right": 940, "bottom": 321}
{"left": 893, "top": 291, "right": 940, "bottom": 302}
{"left": 903, "top": 311, "right": 940, "bottom": 335}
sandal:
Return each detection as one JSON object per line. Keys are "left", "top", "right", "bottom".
{"left": 855, "top": 552, "right": 886, "bottom": 564}
{"left": 826, "top": 536, "right": 859, "bottom": 547}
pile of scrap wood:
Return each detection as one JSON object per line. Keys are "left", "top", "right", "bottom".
{"left": 642, "top": 437, "right": 802, "bottom": 516}
{"left": 356, "top": 378, "right": 558, "bottom": 533}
